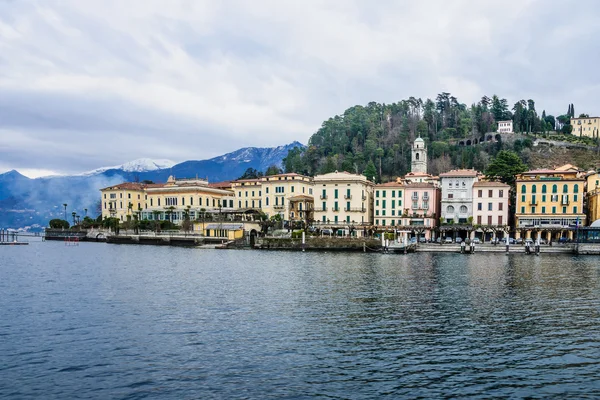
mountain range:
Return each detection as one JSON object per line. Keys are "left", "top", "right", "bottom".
{"left": 0, "top": 141, "right": 304, "bottom": 230}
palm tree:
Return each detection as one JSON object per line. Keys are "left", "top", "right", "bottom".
{"left": 84, "top": 208, "right": 88, "bottom": 217}
{"left": 63, "top": 203, "right": 67, "bottom": 220}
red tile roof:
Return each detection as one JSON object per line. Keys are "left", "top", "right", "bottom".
{"left": 376, "top": 182, "right": 404, "bottom": 187}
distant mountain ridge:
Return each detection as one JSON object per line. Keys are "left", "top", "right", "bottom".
{"left": 0, "top": 141, "right": 305, "bottom": 229}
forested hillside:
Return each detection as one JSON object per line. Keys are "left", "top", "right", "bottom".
{"left": 283, "top": 94, "right": 597, "bottom": 181}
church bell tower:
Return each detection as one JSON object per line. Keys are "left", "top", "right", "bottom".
{"left": 411, "top": 137, "right": 427, "bottom": 174}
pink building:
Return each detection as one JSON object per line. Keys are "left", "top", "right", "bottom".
{"left": 472, "top": 181, "right": 510, "bottom": 241}
{"left": 401, "top": 182, "right": 441, "bottom": 240}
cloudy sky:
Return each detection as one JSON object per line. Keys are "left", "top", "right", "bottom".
{"left": 1, "top": 0, "right": 598, "bottom": 177}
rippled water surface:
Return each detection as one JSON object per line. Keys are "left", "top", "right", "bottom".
{"left": 1, "top": 242, "right": 599, "bottom": 399}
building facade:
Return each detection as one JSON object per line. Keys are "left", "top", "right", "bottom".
{"left": 313, "top": 171, "right": 374, "bottom": 227}
{"left": 141, "top": 176, "right": 235, "bottom": 223}
{"left": 515, "top": 167, "right": 586, "bottom": 241}
{"left": 472, "top": 181, "right": 510, "bottom": 241}
{"left": 373, "top": 182, "right": 404, "bottom": 228}
{"left": 497, "top": 120, "right": 513, "bottom": 133}
{"left": 439, "top": 169, "right": 480, "bottom": 224}
{"left": 586, "top": 171, "right": 600, "bottom": 226}
{"left": 259, "top": 173, "right": 314, "bottom": 220}
{"left": 232, "top": 179, "right": 262, "bottom": 210}
{"left": 571, "top": 116, "right": 600, "bottom": 138}
{"left": 402, "top": 182, "right": 440, "bottom": 240}
{"left": 100, "top": 183, "right": 149, "bottom": 221}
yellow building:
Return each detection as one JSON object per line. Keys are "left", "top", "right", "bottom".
{"left": 231, "top": 179, "right": 263, "bottom": 210}
{"left": 515, "top": 167, "right": 586, "bottom": 241}
{"left": 259, "top": 173, "right": 314, "bottom": 219}
{"left": 100, "top": 183, "right": 149, "bottom": 222}
{"left": 586, "top": 171, "right": 600, "bottom": 225}
{"left": 141, "top": 176, "right": 235, "bottom": 223}
{"left": 571, "top": 116, "right": 600, "bottom": 138}
{"left": 288, "top": 195, "right": 314, "bottom": 225}
{"left": 313, "top": 171, "right": 374, "bottom": 228}
{"left": 193, "top": 222, "right": 245, "bottom": 240}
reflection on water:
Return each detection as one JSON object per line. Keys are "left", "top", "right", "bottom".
{"left": 0, "top": 243, "right": 599, "bottom": 398}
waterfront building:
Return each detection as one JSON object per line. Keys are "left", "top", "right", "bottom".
{"left": 497, "top": 120, "right": 513, "bottom": 133}
{"left": 313, "top": 171, "right": 374, "bottom": 230}
{"left": 401, "top": 182, "right": 441, "bottom": 240}
{"left": 141, "top": 176, "right": 235, "bottom": 223}
{"left": 231, "top": 179, "right": 262, "bottom": 210}
{"left": 259, "top": 173, "right": 314, "bottom": 221}
{"left": 440, "top": 169, "right": 479, "bottom": 224}
{"left": 515, "top": 166, "right": 586, "bottom": 241}
{"left": 570, "top": 116, "right": 600, "bottom": 138}
{"left": 439, "top": 169, "right": 480, "bottom": 240}
{"left": 472, "top": 181, "right": 510, "bottom": 241}
{"left": 100, "top": 182, "right": 151, "bottom": 222}
{"left": 586, "top": 170, "right": 600, "bottom": 225}
{"left": 373, "top": 182, "right": 404, "bottom": 228}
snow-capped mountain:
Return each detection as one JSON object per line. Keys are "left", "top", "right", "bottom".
{"left": 0, "top": 142, "right": 305, "bottom": 229}
{"left": 81, "top": 158, "right": 176, "bottom": 175}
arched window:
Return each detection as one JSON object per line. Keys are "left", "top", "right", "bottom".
{"left": 521, "top": 185, "right": 526, "bottom": 194}
{"left": 552, "top": 184, "right": 557, "bottom": 193}
{"left": 563, "top": 184, "right": 568, "bottom": 193}
{"left": 459, "top": 205, "right": 468, "bottom": 213}
{"left": 532, "top": 185, "right": 537, "bottom": 194}
{"left": 542, "top": 184, "right": 547, "bottom": 194}
{"left": 447, "top": 205, "right": 455, "bottom": 214}
{"left": 574, "top": 184, "right": 579, "bottom": 193}
{"left": 416, "top": 153, "right": 419, "bottom": 160}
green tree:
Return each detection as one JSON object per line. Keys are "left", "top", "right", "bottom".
{"left": 49, "top": 219, "right": 70, "bottom": 229}
{"left": 265, "top": 164, "right": 283, "bottom": 176}
{"left": 238, "top": 168, "right": 263, "bottom": 180}
{"left": 484, "top": 150, "right": 527, "bottom": 187}
{"left": 363, "top": 160, "right": 377, "bottom": 182}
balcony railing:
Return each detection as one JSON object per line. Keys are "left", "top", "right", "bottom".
{"left": 344, "top": 195, "right": 352, "bottom": 199}
{"left": 273, "top": 205, "right": 285, "bottom": 210}
{"left": 529, "top": 200, "right": 538, "bottom": 205}
{"left": 344, "top": 207, "right": 366, "bottom": 212}
{"left": 362, "top": 195, "right": 367, "bottom": 200}
{"left": 316, "top": 207, "right": 328, "bottom": 212}
{"left": 320, "top": 195, "right": 328, "bottom": 200}
{"left": 332, "top": 207, "right": 340, "bottom": 212}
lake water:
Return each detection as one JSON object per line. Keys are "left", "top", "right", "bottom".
{"left": 1, "top": 242, "right": 599, "bottom": 399}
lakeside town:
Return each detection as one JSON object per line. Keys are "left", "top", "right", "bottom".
{"left": 93, "top": 125, "right": 600, "bottom": 252}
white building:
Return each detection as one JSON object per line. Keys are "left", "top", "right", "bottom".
{"left": 439, "top": 169, "right": 480, "bottom": 224}
{"left": 497, "top": 120, "right": 513, "bottom": 133}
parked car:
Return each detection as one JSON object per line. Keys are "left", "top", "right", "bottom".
{"left": 516, "top": 238, "right": 523, "bottom": 244}
{"left": 472, "top": 238, "right": 481, "bottom": 244}
{"left": 321, "top": 229, "right": 333, "bottom": 235}
{"left": 419, "top": 237, "right": 427, "bottom": 243}
{"left": 436, "top": 237, "right": 442, "bottom": 244}
{"left": 444, "top": 237, "right": 453, "bottom": 244}
{"left": 455, "top": 237, "right": 463, "bottom": 244}
{"left": 558, "top": 237, "right": 570, "bottom": 243}
{"left": 539, "top": 238, "right": 547, "bottom": 245}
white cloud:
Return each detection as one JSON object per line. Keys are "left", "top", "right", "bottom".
{"left": 0, "top": 0, "right": 599, "bottom": 173}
